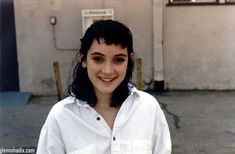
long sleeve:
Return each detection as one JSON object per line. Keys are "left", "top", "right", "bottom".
{"left": 153, "top": 108, "right": 172, "bottom": 154}
{"left": 36, "top": 113, "right": 65, "bottom": 154}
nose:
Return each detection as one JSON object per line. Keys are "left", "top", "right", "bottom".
{"left": 102, "top": 62, "right": 113, "bottom": 75}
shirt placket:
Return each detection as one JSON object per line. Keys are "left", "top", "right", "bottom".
{"left": 111, "top": 105, "right": 127, "bottom": 154}
{"left": 90, "top": 108, "right": 112, "bottom": 137}
{"left": 92, "top": 109, "right": 120, "bottom": 154}
{"left": 111, "top": 123, "right": 121, "bottom": 154}
{"left": 111, "top": 137, "right": 120, "bottom": 154}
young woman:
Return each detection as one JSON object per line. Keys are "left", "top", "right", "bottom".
{"left": 37, "top": 20, "right": 171, "bottom": 154}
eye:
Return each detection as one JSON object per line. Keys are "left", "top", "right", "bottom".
{"left": 114, "top": 57, "right": 126, "bottom": 64}
{"left": 92, "top": 56, "right": 104, "bottom": 63}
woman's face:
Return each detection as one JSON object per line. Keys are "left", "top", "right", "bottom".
{"left": 83, "top": 39, "right": 128, "bottom": 97}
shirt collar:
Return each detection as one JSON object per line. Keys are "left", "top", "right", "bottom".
{"left": 129, "top": 85, "right": 139, "bottom": 96}
{"left": 64, "top": 96, "right": 90, "bottom": 108}
{"left": 67, "top": 84, "right": 139, "bottom": 107}
{"left": 75, "top": 98, "right": 90, "bottom": 108}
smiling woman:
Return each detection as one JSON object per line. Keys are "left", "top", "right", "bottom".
{"left": 84, "top": 39, "right": 129, "bottom": 102}
{"left": 70, "top": 20, "right": 134, "bottom": 108}
{"left": 36, "top": 20, "right": 171, "bottom": 154}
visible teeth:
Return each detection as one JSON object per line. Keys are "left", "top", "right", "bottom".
{"left": 100, "top": 78, "right": 113, "bottom": 82}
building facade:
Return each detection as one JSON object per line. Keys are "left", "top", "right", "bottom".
{"left": 6, "top": 0, "right": 235, "bottom": 95}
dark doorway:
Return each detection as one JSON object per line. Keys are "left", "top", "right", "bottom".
{"left": 0, "top": 0, "right": 19, "bottom": 91}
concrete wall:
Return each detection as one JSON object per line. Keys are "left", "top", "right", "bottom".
{"left": 14, "top": 0, "right": 153, "bottom": 95}
{"left": 164, "top": 5, "right": 235, "bottom": 90}
{"left": 14, "top": 0, "right": 235, "bottom": 94}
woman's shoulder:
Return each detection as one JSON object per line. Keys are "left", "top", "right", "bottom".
{"left": 46, "top": 96, "right": 77, "bottom": 118}
{"left": 133, "top": 89, "right": 161, "bottom": 109}
{"left": 52, "top": 96, "right": 76, "bottom": 109}
{"left": 134, "top": 89, "right": 157, "bottom": 102}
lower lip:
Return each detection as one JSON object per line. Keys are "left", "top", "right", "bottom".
{"left": 99, "top": 77, "right": 115, "bottom": 83}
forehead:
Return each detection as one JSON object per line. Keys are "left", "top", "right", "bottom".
{"left": 88, "top": 39, "right": 128, "bottom": 55}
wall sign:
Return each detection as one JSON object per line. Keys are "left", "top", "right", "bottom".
{"left": 82, "top": 9, "right": 114, "bottom": 34}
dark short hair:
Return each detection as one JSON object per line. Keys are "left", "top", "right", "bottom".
{"left": 68, "top": 20, "right": 134, "bottom": 107}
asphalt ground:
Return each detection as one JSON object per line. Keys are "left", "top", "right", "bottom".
{"left": 0, "top": 91, "right": 235, "bottom": 154}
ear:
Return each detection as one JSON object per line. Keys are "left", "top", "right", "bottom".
{"left": 82, "top": 60, "right": 87, "bottom": 68}
{"left": 130, "top": 52, "right": 135, "bottom": 61}
{"left": 79, "top": 54, "right": 87, "bottom": 68}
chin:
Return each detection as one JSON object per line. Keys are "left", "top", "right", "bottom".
{"left": 96, "top": 85, "right": 118, "bottom": 94}
{"left": 100, "top": 88, "right": 116, "bottom": 94}
{"left": 94, "top": 79, "right": 124, "bottom": 95}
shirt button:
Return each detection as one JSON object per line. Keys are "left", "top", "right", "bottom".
{"left": 113, "top": 137, "right": 116, "bottom": 141}
{"left": 96, "top": 117, "right": 100, "bottom": 121}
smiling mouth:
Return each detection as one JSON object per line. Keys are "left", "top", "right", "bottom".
{"left": 98, "top": 77, "right": 116, "bottom": 83}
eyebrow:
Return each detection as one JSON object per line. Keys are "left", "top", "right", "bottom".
{"left": 91, "top": 52, "right": 104, "bottom": 56}
{"left": 91, "top": 52, "right": 127, "bottom": 57}
{"left": 114, "top": 54, "right": 127, "bottom": 57}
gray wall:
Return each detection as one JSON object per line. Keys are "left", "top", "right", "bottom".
{"left": 14, "top": 0, "right": 153, "bottom": 95}
{"left": 164, "top": 6, "right": 235, "bottom": 90}
{"left": 14, "top": 0, "right": 235, "bottom": 95}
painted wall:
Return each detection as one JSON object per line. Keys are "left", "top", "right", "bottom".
{"left": 14, "top": 0, "right": 153, "bottom": 95}
{"left": 14, "top": 0, "right": 235, "bottom": 94}
{"left": 164, "top": 5, "right": 235, "bottom": 90}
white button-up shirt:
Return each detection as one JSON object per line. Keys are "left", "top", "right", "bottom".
{"left": 37, "top": 87, "right": 171, "bottom": 154}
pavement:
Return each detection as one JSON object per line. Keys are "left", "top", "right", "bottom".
{"left": 0, "top": 91, "right": 235, "bottom": 154}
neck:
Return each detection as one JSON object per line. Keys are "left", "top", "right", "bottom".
{"left": 95, "top": 92, "right": 112, "bottom": 108}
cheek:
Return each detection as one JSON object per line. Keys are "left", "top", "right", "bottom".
{"left": 119, "top": 63, "right": 128, "bottom": 75}
{"left": 87, "top": 60, "right": 98, "bottom": 70}
{"left": 86, "top": 62, "right": 99, "bottom": 77}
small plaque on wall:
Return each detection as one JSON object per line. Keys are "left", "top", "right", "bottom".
{"left": 82, "top": 9, "right": 114, "bottom": 34}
